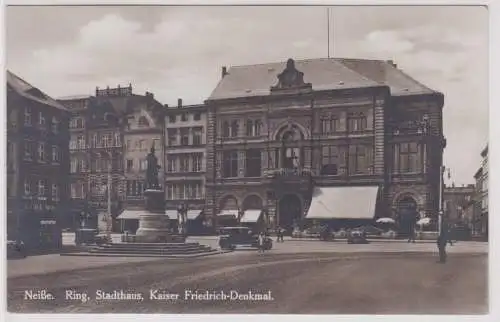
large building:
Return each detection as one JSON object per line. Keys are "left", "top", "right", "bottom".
{"left": 58, "top": 85, "right": 164, "bottom": 230}
{"left": 203, "top": 58, "right": 445, "bottom": 232}
{"left": 164, "top": 99, "right": 207, "bottom": 226}
{"left": 443, "top": 184, "right": 475, "bottom": 224}
{"left": 6, "top": 71, "right": 70, "bottom": 250}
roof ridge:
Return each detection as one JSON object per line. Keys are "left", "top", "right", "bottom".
{"left": 382, "top": 61, "right": 438, "bottom": 93}
{"left": 228, "top": 57, "right": 387, "bottom": 69}
{"left": 332, "top": 59, "right": 382, "bottom": 85}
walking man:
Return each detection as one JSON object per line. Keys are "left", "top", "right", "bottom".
{"left": 277, "top": 226, "right": 284, "bottom": 243}
{"left": 258, "top": 232, "right": 265, "bottom": 253}
{"left": 437, "top": 230, "right": 448, "bottom": 263}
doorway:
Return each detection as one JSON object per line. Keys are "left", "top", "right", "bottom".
{"left": 278, "top": 194, "right": 302, "bottom": 233}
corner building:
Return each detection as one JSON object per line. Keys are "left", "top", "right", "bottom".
{"left": 7, "top": 71, "right": 70, "bottom": 250}
{"left": 204, "top": 58, "right": 445, "bottom": 232}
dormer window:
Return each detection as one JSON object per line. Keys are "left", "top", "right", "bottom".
{"left": 138, "top": 116, "right": 150, "bottom": 127}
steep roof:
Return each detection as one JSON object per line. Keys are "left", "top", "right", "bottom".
{"left": 7, "top": 70, "right": 68, "bottom": 111}
{"left": 208, "top": 58, "right": 439, "bottom": 101}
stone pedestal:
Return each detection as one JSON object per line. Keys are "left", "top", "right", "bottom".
{"left": 135, "top": 189, "right": 172, "bottom": 243}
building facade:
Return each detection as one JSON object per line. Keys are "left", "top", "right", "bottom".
{"left": 6, "top": 71, "right": 70, "bottom": 250}
{"left": 58, "top": 85, "right": 164, "bottom": 230}
{"left": 443, "top": 184, "right": 475, "bottom": 224}
{"left": 204, "top": 58, "right": 445, "bottom": 231}
{"left": 472, "top": 145, "right": 488, "bottom": 237}
{"left": 164, "top": 99, "right": 207, "bottom": 223}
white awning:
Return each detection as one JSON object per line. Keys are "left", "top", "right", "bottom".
{"left": 306, "top": 186, "right": 379, "bottom": 219}
{"left": 118, "top": 210, "right": 173, "bottom": 220}
{"left": 187, "top": 210, "right": 203, "bottom": 220}
{"left": 166, "top": 210, "right": 177, "bottom": 219}
{"left": 217, "top": 210, "right": 239, "bottom": 217}
{"left": 240, "top": 210, "right": 262, "bottom": 223}
{"left": 117, "top": 210, "right": 143, "bottom": 220}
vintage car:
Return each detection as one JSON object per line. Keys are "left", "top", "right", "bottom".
{"left": 7, "top": 240, "right": 26, "bottom": 259}
{"left": 217, "top": 226, "right": 273, "bottom": 250}
{"left": 347, "top": 228, "right": 369, "bottom": 244}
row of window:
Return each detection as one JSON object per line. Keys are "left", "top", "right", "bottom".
{"left": 166, "top": 183, "right": 204, "bottom": 200}
{"left": 126, "top": 180, "right": 145, "bottom": 196}
{"left": 221, "top": 119, "right": 263, "bottom": 138}
{"left": 168, "top": 112, "right": 202, "bottom": 123}
{"left": 70, "top": 117, "right": 85, "bottom": 129}
{"left": 320, "top": 116, "right": 368, "bottom": 133}
{"left": 24, "top": 179, "right": 60, "bottom": 200}
{"left": 167, "top": 127, "right": 203, "bottom": 146}
{"left": 70, "top": 133, "right": 122, "bottom": 150}
{"left": 219, "top": 115, "right": 369, "bottom": 139}
{"left": 126, "top": 138, "right": 161, "bottom": 151}
{"left": 70, "top": 158, "right": 123, "bottom": 173}
{"left": 219, "top": 145, "right": 373, "bottom": 178}
{"left": 126, "top": 159, "right": 149, "bottom": 172}
{"left": 167, "top": 153, "right": 203, "bottom": 173}
{"left": 24, "top": 108, "right": 60, "bottom": 133}
{"left": 24, "top": 142, "right": 61, "bottom": 163}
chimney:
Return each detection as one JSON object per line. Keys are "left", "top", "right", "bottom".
{"left": 177, "top": 98, "right": 183, "bottom": 108}
{"left": 222, "top": 66, "right": 228, "bottom": 78}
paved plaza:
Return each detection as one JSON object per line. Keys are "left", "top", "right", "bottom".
{"left": 8, "top": 250, "right": 487, "bottom": 314}
{"left": 7, "top": 236, "right": 488, "bottom": 314}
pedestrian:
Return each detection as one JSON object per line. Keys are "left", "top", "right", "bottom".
{"left": 447, "top": 224, "right": 454, "bottom": 246}
{"left": 437, "top": 230, "right": 447, "bottom": 263}
{"left": 277, "top": 226, "right": 284, "bottom": 243}
{"left": 407, "top": 224, "right": 416, "bottom": 243}
{"left": 258, "top": 232, "right": 265, "bottom": 253}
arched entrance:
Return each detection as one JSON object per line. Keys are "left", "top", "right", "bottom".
{"left": 396, "top": 196, "right": 419, "bottom": 237}
{"left": 242, "top": 195, "right": 263, "bottom": 211}
{"left": 278, "top": 194, "right": 302, "bottom": 233}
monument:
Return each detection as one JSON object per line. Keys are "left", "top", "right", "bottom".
{"left": 134, "top": 144, "right": 173, "bottom": 242}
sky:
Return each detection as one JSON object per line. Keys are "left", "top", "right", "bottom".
{"left": 5, "top": 5, "right": 488, "bottom": 185}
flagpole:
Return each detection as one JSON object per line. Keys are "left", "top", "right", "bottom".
{"left": 327, "top": 7, "right": 330, "bottom": 58}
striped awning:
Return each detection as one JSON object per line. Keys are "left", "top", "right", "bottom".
{"left": 240, "top": 210, "right": 262, "bottom": 223}
{"left": 306, "top": 186, "right": 379, "bottom": 219}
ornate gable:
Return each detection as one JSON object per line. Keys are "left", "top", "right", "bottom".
{"left": 271, "top": 58, "right": 312, "bottom": 92}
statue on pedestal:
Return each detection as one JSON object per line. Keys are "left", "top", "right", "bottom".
{"left": 146, "top": 144, "right": 161, "bottom": 190}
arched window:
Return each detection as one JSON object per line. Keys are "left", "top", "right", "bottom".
{"left": 281, "top": 129, "right": 302, "bottom": 169}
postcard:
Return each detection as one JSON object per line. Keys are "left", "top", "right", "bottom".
{"left": 5, "top": 3, "right": 489, "bottom": 318}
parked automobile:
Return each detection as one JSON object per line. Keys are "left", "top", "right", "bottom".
{"left": 356, "top": 225, "right": 384, "bottom": 237}
{"left": 7, "top": 240, "right": 26, "bottom": 259}
{"left": 217, "top": 227, "right": 273, "bottom": 250}
{"left": 347, "top": 228, "right": 369, "bottom": 244}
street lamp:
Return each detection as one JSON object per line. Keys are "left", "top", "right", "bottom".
{"left": 438, "top": 166, "right": 451, "bottom": 234}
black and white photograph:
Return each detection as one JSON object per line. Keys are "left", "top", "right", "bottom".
{"left": 4, "top": 2, "right": 491, "bottom": 317}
